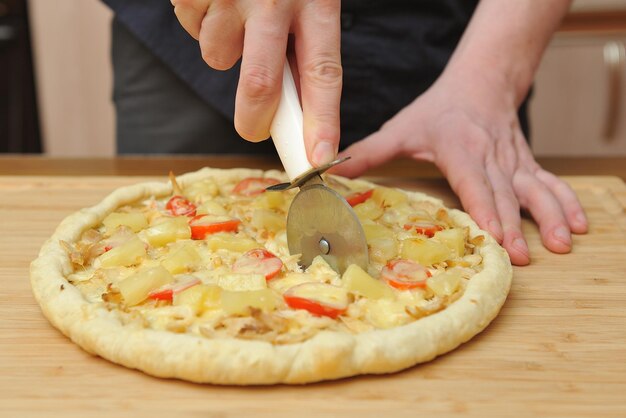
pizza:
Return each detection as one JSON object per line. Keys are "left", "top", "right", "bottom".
{"left": 30, "top": 167, "right": 512, "bottom": 385}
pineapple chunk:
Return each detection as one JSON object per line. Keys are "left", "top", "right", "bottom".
{"left": 184, "top": 178, "right": 219, "bottom": 201}
{"left": 306, "top": 256, "right": 341, "bottom": 282}
{"left": 254, "top": 191, "right": 285, "bottom": 210}
{"left": 204, "top": 233, "right": 259, "bottom": 253}
{"left": 251, "top": 209, "right": 285, "bottom": 233}
{"left": 342, "top": 264, "right": 394, "bottom": 300}
{"left": 217, "top": 273, "right": 267, "bottom": 291}
{"left": 143, "top": 217, "right": 191, "bottom": 247}
{"left": 220, "top": 288, "right": 277, "bottom": 315}
{"left": 368, "top": 237, "right": 399, "bottom": 264}
{"left": 379, "top": 203, "right": 413, "bottom": 225}
{"left": 401, "top": 237, "right": 451, "bottom": 266}
{"left": 427, "top": 268, "right": 462, "bottom": 297}
{"left": 434, "top": 228, "right": 465, "bottom": 258}
{"left": 196, "top": 201, "right": 228, "bottom": 216}
{"left": 202, "top": 284, "right": 223, "bottom": 309}
{"left": 362, "top": 222, "right": 395, "bottom": 241}
{"left": 353, "top": 199, "right": 384, "bottom": 221}
{"left": 103, "top": 212, "right": 148, "bottom": 233}
{"left": 173, "top": 284, "right": 221, "bottom": 314}
{"left": 161, "top": 244, "right": 201, "bottom": 274}
{"left": 365, "top": 299, "right": 412, "bottom": 329}
{"left": 117, "top": 266, "right": 174, "bottom": 306}
{"left": 98, "top": 236, "right": 146, "bottom": 268}
{"left": 362, "top": 222, "right": 398, "bottom": 262}
{"left": 268, "top": 272, "right": 317, "bottom": 293}
{"left": 372, "top": 187, "right": 408, "bottom": 207}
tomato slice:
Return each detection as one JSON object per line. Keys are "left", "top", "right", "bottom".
{"left": 283, "top": 283, "right": 349, "bottom": 318}
{"left": 189, "top": 214, "right": 240, "bottom": 239}
{"left": 166, "top": 195, "right": 197, "bottom": 217}
{"left": 381, "top": 259, "right": 431, "bottom": 290}
{"left": 283, "top": 296, "right": 347, "bottom": 319}
{"left": 232, "top": 177, "right": 280, "bottom": 196}
{"left": 232, "top": 248, "right": 283, "bottom": 280}
{"left": 148, "top": 276, "right": 200, "bottom": 301}
{"left": 403, "top": 222, "right": 443, "bottom": 238}
{"left": 345, "top": 189, "right": 374, "bottom": 207}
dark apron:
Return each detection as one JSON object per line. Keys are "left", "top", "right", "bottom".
{"left": 103, "top": 0, "right": 529, "bottom": 154}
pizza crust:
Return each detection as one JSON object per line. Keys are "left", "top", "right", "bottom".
{"left": 30, "top": 168, "right": 512, "bottom": 385}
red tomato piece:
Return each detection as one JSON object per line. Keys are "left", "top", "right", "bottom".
{"left": 381, "top": 259, "right": 431, "bottom": 290}
{"left": 189, "top": 215, "right": 241, "bottom": 240}
{"left": 166, "top": 195, "right": 197, "bottom": 217}
{"left": 403, "top": 222, "right": 443, "bottom": 238}
{"left": 283, "top": 295, "right": 347, "bottom": 319}
{"left": 148, "top": 289, "right": 175, "bottom": 301}
{"left": 232, "top": 177, "right": 280, "bottom": 197}
{"left": 345, "top": 189, "right": 374, "bottom": 207}
{"left": 148, "top": 277, "right": 201, "bottom": 301}
{"left": 232, "top": 248, "right": 283, "bottom": 280}
{"left": 283, "top": 282, "right": 349, "bottom": 318}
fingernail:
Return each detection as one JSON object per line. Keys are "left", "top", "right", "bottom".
{"left": 512, "top": 238, "right": 529, "bottom": 256}
{"left": 575, "top": 212, "right": 587, "bottom": 226}
{"left": 553, "top": 226, "right": 571, "bottom": 246}
{"left": 312, "top": 142, "right": 335, "bottom": 166}
{"left": 488, "top": 220, "right": 503, "bottom": 241}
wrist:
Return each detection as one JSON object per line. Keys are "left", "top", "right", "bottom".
{"left": 439, "top": 58, "right": 521, "bottom": 109}
{"left": 439, "top": 0, "right": 571, "bottom": 107}
{"left": 443, "top": 53, "right": 531, "bottom": 108}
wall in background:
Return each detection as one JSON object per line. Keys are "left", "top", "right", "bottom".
{"left": 29, "top": 0, "right": 114, "bottom": 156}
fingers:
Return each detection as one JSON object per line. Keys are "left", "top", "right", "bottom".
{"left": 535, "top": 169, "right": 588, "bottom": 234}
{"left": 513, "top": 170, "right": 572, "bottom": 255}
{"left": 331, "top": 129, "right": 404, "bottom": 178}
{"left": 174, "top": 0, "right": 342, "bottom": 151}
{"left": 173, "top": 0, "right": 211, "bottom": 40}
{"left": 443, "top": 156, "right": 505, "bottom": 245}
{"left": 294, "top": 0, "right": 342, "bottom": 166}
{"left": 485, "top": 162, "right": 530, "bottom": 265}
{"left": 199, "top": 2, "right": 244, "bottom": 70}
{"left": 234, "top": 5, "right": 291, "bottom": 141}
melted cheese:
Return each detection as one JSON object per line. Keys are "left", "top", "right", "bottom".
{"left": 65, "top": 174, "right": 481, "bottom": 344}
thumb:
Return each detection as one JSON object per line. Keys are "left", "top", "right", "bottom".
{"left": 331, "top": 129, "right": 403, "bottom": 178}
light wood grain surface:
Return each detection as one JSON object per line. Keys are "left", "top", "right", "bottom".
{"left": 0, "top": 174, "right": 625, "bottom": 418}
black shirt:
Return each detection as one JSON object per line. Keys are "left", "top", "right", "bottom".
{"left": 102, "top": 1, "right": 529, "bottom": 147}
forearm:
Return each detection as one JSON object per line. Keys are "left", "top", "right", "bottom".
{"left": 445, "top": 0, "right": 572, "bottom": 106}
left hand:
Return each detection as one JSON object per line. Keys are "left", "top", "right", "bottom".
{"left": 332, "top": 66, "right": 588, "bottom": 266}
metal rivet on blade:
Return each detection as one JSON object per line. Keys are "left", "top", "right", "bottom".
{"left": 319, "top": 238, "right": 331, "bottom": 255}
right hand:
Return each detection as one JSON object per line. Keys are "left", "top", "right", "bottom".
{"left": 171, "top": 0, "right": 343, "bottom": 166}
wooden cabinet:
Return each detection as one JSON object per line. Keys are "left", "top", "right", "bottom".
{"left": 28, "top": 0, "right": 114, "bottom": 156}
{"left": 530, "top": 33, "right": 626, "bottom": 156}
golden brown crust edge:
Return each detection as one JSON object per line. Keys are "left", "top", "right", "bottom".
{"left": 29, "top": 167, "right": 512, "bottom": 385}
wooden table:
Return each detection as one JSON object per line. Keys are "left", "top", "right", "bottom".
{"left": 1, "top": 155, "right": 626, "bottom": 179}
{"left": 1, "top": 156, "right": 625, "bottom": 417}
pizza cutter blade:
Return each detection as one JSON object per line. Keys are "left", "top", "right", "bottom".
{"left": 269, "top": 61, "right": 369, "bottom": 273}
{"left": 286, "top": 177, "right": 368, "bottom": 273}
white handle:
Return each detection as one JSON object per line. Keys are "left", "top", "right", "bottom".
{"left": 270, "top": 61, "right": 313, "bottom": 180}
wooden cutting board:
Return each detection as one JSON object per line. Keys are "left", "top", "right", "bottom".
{"left": 0, "top": 175, "right": 625, "bottom": 418}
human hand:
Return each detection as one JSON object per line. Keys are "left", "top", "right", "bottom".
{"left": 332, "top": 67, "right": 588, "bottom": 266}
{"left": 171, "top": 0, "right": 342, "bottom": 166}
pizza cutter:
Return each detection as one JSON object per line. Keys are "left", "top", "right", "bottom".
{"left": 267, "top": 61, "right": 368, "bottom": 274}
